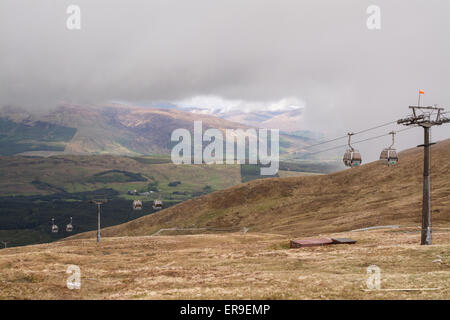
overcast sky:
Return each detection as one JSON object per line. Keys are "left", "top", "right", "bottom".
{"left": 0, "top": 0, "right": 449, "bottom": 158}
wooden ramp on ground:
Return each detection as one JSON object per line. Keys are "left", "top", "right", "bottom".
{"left": 290, "top": 237, "right": 356, "bottom": 248}
{"left": 290, "top": 238, "right": 333, "bottom": 248}
{"left": 331, "top": 238, "right": 357, "bottom": 244}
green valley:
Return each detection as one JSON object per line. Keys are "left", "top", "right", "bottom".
{"left": 0, "top": 154, "right": 336, "bottom": 247}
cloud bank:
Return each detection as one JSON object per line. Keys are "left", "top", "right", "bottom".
{"left": 173, "top": 96, "right": 304, "bottom": 114}
{"left": 0, "top": 0, "right": 449, "bottom": 155}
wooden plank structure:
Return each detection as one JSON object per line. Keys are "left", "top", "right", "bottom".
{"left": 290, "top": 238, "right": 333, "bottom": 248}
{"left": 290, "top": 237, "right": 356, "bottom": 248}
{"left": 331, "top": 238, "right": 357, "bottom": 244}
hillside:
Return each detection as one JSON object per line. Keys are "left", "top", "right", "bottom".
{"left": 1, "top": 139, "right": 449, "bottom": 300}
{"left": 73, "top": 139, "right": 450, "bottom": 239}
{"left": 213, "top": 108, "right": 305, "bottom": 133}
{"left": 1, "top": 229, "right": 449, "bottom": 299}
{"left": 0, "top": 104, "right": 314, "bottom": 157}
{"left": 0, "top": 154, "right": 241, "bottom": 197}
{"left": 0, "top": 107, "right": 77, "bottom": 156}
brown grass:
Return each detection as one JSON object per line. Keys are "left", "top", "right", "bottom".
{"left": 1, "top": 140, "right": 449, "bottom": 300}
{"left": 0, "top": 228, "right": 449, "bottom": 299}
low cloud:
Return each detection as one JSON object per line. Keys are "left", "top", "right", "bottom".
{"left": 173, "top": 96, "right": 304, "bottom": 114}
{"left": 0, "top": 0, "right": 448, "bottom": 154}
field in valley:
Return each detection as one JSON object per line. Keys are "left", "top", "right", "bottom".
{"left": 0, "top": 153, "right": 329, "bottom": 247}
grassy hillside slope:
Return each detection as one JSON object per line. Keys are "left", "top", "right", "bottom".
{"left": 73, "top": 139, "right": 450, "bottom": 239}
{"left": 1, "top": 229, "right": 449, "bottom": 299}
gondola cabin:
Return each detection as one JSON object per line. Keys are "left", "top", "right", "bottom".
{"left": 343, "top": 133, "right": 362, "bottom": 168}
{"left": 132, "top": 200, "right": 143, "bottom": 210}
{"left": 152, "top": 200, "right": 163, "bottom": 211}
{"left": 380, "top": 148, "right": 398, "bottom": 166}
{"left": 379, "top": 131, "right": 398, "bottom": 166}
{"left": 66, "top": 217, "right": 73, "bottom": 232}
{"left": 51, "top": 218, "right": 59, "bottom": 233}
{"left": 343, "top": 150, "right": 362, "bottom": 167}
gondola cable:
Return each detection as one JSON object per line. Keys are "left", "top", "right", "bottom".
{"left": 304, "top": 126, "right": 417, "bottom": 155}
{"left": 304, "top": 120, "right": 398, "bottom": 149}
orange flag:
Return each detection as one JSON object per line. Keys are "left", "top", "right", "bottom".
{"left": 419, "top": 90, "right": 425, "bottom": 94}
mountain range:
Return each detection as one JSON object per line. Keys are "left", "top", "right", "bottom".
{"left": 0, "top": 104, "right": 317, "bottom": 157}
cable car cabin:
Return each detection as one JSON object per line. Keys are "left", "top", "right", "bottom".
{"left": 379, "top": 148, "right": 398, "bottom": 166}
{"left": 132, "top": 200, "right": 143, "bottom": 210}
{"left": 343, "top": 133, "right": 362, "bottom": 168}
{"left": 152, "top": 200, "right": 163, "bottom": 211}
{"left": 51, "top": 218, "right": 59, "bottom": 233}
{"left": 343, "top": 150, "right": 362, "bottom": 167}
{"left": 66, "top": 217, "right": 73, "bottom": 232}
{"left": 380, "top": 131, "right": 398, "bottom": 166}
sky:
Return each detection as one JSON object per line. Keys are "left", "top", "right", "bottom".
{"left": 0, "top": 0, "right": 449, "bottom": 159}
